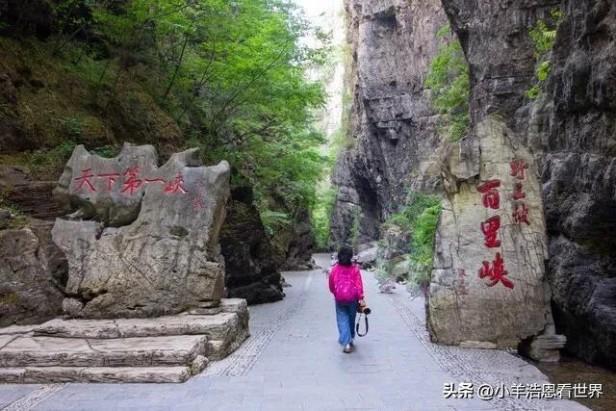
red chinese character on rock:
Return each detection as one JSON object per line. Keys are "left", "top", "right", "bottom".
{"left": 477, "top": 180, "right": 501, "bottom": 209}
{"left": 510, "top": 159, "right": 528, "bottom": 180}
{"left": 513, "top": 182, "right": 526, "bottom": 200}
{"left": 513, "top": 203, "right": 530, "bottom": 225}
{"left": 144, "top": 178, "right": 166, "bottom": 185}
{"left": 121, "top": 166, "right": 143, "bottom": 195}
{"left": 164, "top": 172, "right": 187, "bottom": 194}
{"left": 480, "top": 216, "right": 502, "bottom": 248}
{"left": 74, "top": 168, "right": 96, "bottom": 193}
{"left": 97, "top": 173, "right": 120, "bottom": 192}
{"left": 478, "top": 252, "right": 514, "bottom": 289}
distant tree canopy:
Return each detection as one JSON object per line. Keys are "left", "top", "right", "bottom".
{"left": 1, "top": 0, "right": 330, "bottom": 221}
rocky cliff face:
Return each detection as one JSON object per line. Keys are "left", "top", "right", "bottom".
{"left": 331, "top": 0, "right": 448, "bottom": 246}
{"left": 0, "top": 221, "right": 65, "bottom": 326}
{"left": 525, "top": 0, "right": 616, "bottom": 368}
{"left": 441, "top": 0, "right": 615, "bottom": 368}
{"left": 220, "top": 186, "right": 284, "bottom": 304}
{"left": 338, "top": 0, "right": 615, "bottom": 367}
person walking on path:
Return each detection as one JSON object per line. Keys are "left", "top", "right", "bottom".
{"left": 328, "top": 246, "right": 365, "bottom": 353}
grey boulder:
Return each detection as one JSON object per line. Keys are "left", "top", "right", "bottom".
{"left": 52, "top": 144, "right": 230, "bottom": 319}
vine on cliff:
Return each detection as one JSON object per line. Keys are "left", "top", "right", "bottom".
{"left": 526, "top": 9, "right": 563, "bottom": 99}
{"left": 425, "top": 25, "right": 470, "bottom": 142}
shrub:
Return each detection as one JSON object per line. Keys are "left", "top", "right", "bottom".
{"left": 379, "top": 193, "right": 441, "bottom": 287}
{"left": 408, "top": 203, "right": 441, "bottom": 288}
{"left": 260, "top": 210, "right": 291, "bottom": 237}
{"left": 26, "top": 141, "right": 76, "bottom": 179}
{"left": 526, "top": 9, "right": 563, "bottom": 99}
{"left": 425, "top": 25, "right": 470, "bottom": 141}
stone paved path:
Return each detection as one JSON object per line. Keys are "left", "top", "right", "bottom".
{"left": 0, "top": 254, "right": 589, "bottom": 411}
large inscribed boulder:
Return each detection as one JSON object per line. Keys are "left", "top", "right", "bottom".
{"left": 428, "top": 117, "right": 553, "bottom": 349}
{"left": 52, "top": 144, "right": 230, "bottom": 319}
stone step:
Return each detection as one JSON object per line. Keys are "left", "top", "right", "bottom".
{"left": 33, "top": 298, "right": 248, "bottom": 340}
{"left": 0, "top": 366, "right": 192, "bottom": 384}
{"left": 34, "top": 313, "right": 239, "bottom": 340}
{"left": 0, "top": 335, "right": 207, "bottom": 368}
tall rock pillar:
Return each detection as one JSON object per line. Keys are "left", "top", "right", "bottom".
{"left": 429, "top": 116, "right": 555, "bottom": 351}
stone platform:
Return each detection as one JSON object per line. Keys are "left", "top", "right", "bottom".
{"left": 0, "top": 299, "right": 248, "bottom": 384}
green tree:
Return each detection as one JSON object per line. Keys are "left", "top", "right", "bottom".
{"left": 89, "top": 0, "right": 329, "bottom": 228}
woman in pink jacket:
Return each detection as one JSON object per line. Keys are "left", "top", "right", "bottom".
{"left": 328, "top": 246, "right": 364, "bottom": 353}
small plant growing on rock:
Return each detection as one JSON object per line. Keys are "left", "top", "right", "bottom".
{"left": 425, "top": 25, "right": 470, "bottom": 142}
{"left": 378, "top": 193, "right": 441, "bottom": 297}
{"left": 526, "top": 9, "right": 563, "bottom": 99}
{"left": 408, "top": 202, "right": 441, "bottom": 291}
{"left": 260, "top": 209, "right": 291, "bottom": 237}
{"left": 26, "top": 141, "right": 76, "bottom": 179}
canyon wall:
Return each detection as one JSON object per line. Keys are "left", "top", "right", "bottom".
{"left": 337, "top": 0, "right": 615, "bottom": 367}
{"left": 441, "top": 0, "right": 615, "bottom": 368}
{"left": 331, "top": 0, "right": 448, "bottom": 246}
{"left": 527, "top": 0, "right": 616, "bottom": 368}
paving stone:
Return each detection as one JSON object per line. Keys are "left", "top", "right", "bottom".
{"left": 2, "top": 255, "right": 593, "bottom": 411}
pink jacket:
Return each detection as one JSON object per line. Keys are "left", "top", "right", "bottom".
{"left": 328, "top": 263, "right": 364, "bottom": 301}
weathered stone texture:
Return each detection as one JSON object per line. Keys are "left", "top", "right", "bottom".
{"left": 527, "top": 0, "right": 616, "bottom": 369}
{"left": 220, "top": 186, "right": 284, "bottom": 304}
{"left": 0, "top": 298, "right": 249, "bottom": 383}
{"left": 270, "top": 206, "right": 315, "bottom": 270}
{"left": 429, "top": 117, "right": 551, "bottom": 348}
{"left": 440, "top": 0, "right": 616, "bottom": 367}
{"left": 0, "top": 224, "right": 64, "bottom": 326}
{"left": 52, "top": 144, "right": 230, "bottom": 319}
{"left": 331, "top": 0, "right": 448, "bottom": 246}
{"left": 0, "top": 166, "right": 64, "bottom": 220}
{"left": 0, "top": 335, "right": 208, "bottom": 368}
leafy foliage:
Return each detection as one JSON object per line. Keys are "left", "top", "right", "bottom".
{"left": 526, "top": 9, "right": 563, "bottom": 99}
{"left": 380, "top": 193, "right": 441, "bottom": 287}
{"left": 408, "top": 203, "right": 441, "bottom": 287}
{"left": 89, "top": 1, "right": 328, "bottom": 204}
{"left": 374, "top": 256, "right": 395, "bottom": 285}
{"left": 312, "top": 185, "right": 336, "bottom": 250}
{"left": 2, "top": 1, "right": 331, "bottom": 240}
{"left": 384, "top": 192, "right": 441, "bottom": 233}
{"left": 260, "top": 210, "right": 291, "bottom": 237}
{"left": 425, "top": 25, "right": 470, "bottom": 142}
{"left": 24, "top": 141, "right": 77, "bottom": 180}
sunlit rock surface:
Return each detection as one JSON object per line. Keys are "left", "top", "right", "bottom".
{"left": 52, "top": 144, "right": 230, "bottom": 319}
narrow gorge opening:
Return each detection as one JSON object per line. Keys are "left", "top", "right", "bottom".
{"left": 0, "top": 0, "right": 614, "bottom": 407}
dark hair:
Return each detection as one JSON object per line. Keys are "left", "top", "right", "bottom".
{"left": 337, "top": 246, "right": 354, "bottom": 266}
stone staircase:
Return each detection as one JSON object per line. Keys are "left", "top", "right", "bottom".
{"left": 0, "top": 299, "right": 249, "bottom": 384}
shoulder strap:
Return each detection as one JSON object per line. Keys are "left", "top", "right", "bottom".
{"left": 355, "top": 313, "right": 369, "bottom": 337}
